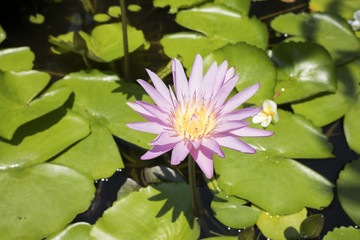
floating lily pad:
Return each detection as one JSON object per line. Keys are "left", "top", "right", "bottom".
{"left": 128, "top": 4, "right": 142, "bottom": 12}
{"left": 337, "top": 158, "right": 360, "bottom": 225}
{"left": 0, "top": 70, "right": 71, "bottom": 139}
{"left": 211, "top": 192, "right": 261, "bottom": 229}
{"left": 214, "top": 0, "right": 251, "bottom": 15}
{"left": 108, "top": 6, "right": 121, "bottom": 17}
{"left": 271, "top": 12, "right": 360, "bottom": 65}
{"left": 344, "top": 101, "right": 360, "bottom": 154}
{"left": 93, "top": 13, "right": 111, "bottom": 23}
{"left": 203, "top": 42, "right": 276, "bottom": 104}
{"left": 29, "top": 13, "right": 45, "bottom": 24}
{"left": 90, "top": 183, "right": 200, "bottom": 240}
{"left": 0, "top": 163, "right": 95, "bottom": 240}
{"left": 323, "top": 227, "right": 360, "bottom": 240}
{"left": 271, "top": 41, "right": 336, "bottom": 104}
{"left": 176, "top": 4, "right": 268, "bottom": 50}
{"left": 0, "top": 25, "right": 6, "bottom": 44}
{"left": 47, "top": 222, "right": 92, "bottom": 240}
{"left": 153, "top": 0, "right": 207, "bottom": 13}
{"left": 309, "top": 0, "right": 360, "bottom": 20}
{"left": 49, "top": 23, "right": 145, "bottom": 62}
{"left": 300, "top": 214, "right": 324, "bottom": 238}
{"left": 256, "top": 208, "right": 307, "bottom": 240}
{"left": 201, "top": 237, "right": 237, "bottom": 240}
{"left": 0, "top": 47, "right": 35, "bottom": 72}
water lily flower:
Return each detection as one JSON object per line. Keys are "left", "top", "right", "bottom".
{"left": 127, "top": 54, "right": 273, "bottom": 179}
{"left": 252, "top": 100, "right": 279, "bottom": 128}
{"left": 348, "top": 10, "right": 360, "bottom": 31}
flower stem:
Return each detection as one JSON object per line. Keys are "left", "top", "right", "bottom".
{"left": 188, "top": 154, "right": 201, "bottom": 218}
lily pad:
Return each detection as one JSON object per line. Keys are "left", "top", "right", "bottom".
{"left": 93, "top": 13, "right": 111, "bottom": 23}
{"left": 0, "top": 25, "right": 6, "bottom": 43}
{"left": 211, "top": 192, "right": 261, "bottom": 229}
{"left": 0, "top": 163, "right": 95, "bottom": 240}
{"left": 49, "top": 70, "right": 154, "bottom": 149}
{"left": 0, "top": 47, "right": 35, "bottom": 72}
{"left": 256, "top": 208, "right": 307, "bottom": 240}
{"left": 108, "top": 6, "right": 121, "bottom": 17}
{"left": 344, "top": 101, "right": 360, "bottom": 154}
{"left": 90, "top": 182, "right": 200, "bottom": 240}
{"left": 214, "top": 0, "right": 251, "bottom": 15}
{"left": 271, "top": 12, "right": 360, "bottom": 65}
{"left": 323, "top": 226, "right": 360, "bottom": 240}
{"left": 203, "top": 42, "right": 276, "bottom": 104}
{"left": 271, "top": 41, "right": 336, "bottom": 104}
{"left": 309, "top": 0, "right": 360, "bottom": 20}
{"left": 47, "top": 222, "right": 91, "bottom": 240}
{"left": 0, "top": 108, "right": 90, "bottom": 170}
{"left": 337, "top": 158, "right": 360, "bottom": 225}
{"left": 0, "top": 70, "right": 71, "bottom": 140}
{"left": 29, "top": 13, "right": 45, "bottom": 24}
{"left": 49, "top": 23, "right": 145, "bottom": 62}
{"left": 153, "top": 0, "right": 207, "bottom": 13}
{"left": 300, "top": 214, "right": 324, "bottom": 238}
{"left": 176, "top": 4, "right": 268, "bottom": 50}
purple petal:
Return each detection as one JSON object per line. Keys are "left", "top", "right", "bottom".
{"left": 126, "top": 122, "right": 166, "bottom": 134}
{"left": 135, "top": 100, "right": 169, "bottom": 124}
{"left": 230, "top": 126, "right": 274, "bottom": 137}
{"left": 225, "top": 67, "right": 235, "bottom": 82}
{"left": 127, "top": 102, "right": 157, "bottom": 122}
{"left": 189, "top": 54, "right": 203, "bottom": 97}
{"left": 215, "top": 135, "right": 256, "bottom": 154}
{"left": 150, "top": 131, "right": 183, "bottom": 145}
{"left": 202, "top": 138, "right": 225, "bottom": 158}
{"left": 141, "top": 142, "right": 177, "bottom": 160}
{"left": 219, "top": 107, "right": 262, "bottom": 122}
{"left": 212, "top": 60, "right": 228, "bottom": 96}
{"left": 146, "top": 69, "right": 172, "bottom": 104}
{"left": 214, "top": 120, "right": 249, "bottom": 133}
{"left": 172, "top": 58, "right": 189, "bottom": 100}
{"left": 210, "top": 74, "right": 239, "bottom": 110}
{"left": 171, "top": 140, "right": 193, "bottom": 165}
{"left": 201, "top": 62, "right": 218, "bottom": 101}
{"left": 221, "top": 83, "right": 260, "bottom": 114}
{"left": 137, "top": 80, "right": 172, "bottom": 109}
{"left": 190, "top": 146, "right": 214, "bottom": 179}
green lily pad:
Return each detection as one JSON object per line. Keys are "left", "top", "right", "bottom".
{"left": 271, "top": 12, "right": 360, "bottom": 65}
{"left": 0, "top": 25, "right": 6, "bottom": 44}
{"left": 203, "top": 42, "right": 276, "bottom": 104}
{"left": 309, "top": 0, "right": 360, "bottom": 20}
{"left": 108, "top": 6, "right": 121, "bottom": 17}
{"left": 0, "top": 163, "right": 95, "bottom": 240}
{"left": 176, "top": 3, "right": 268, "bottom": 50}
{"left": 211, "top": 192, "right": 261, "bottom": 229}
{"left": 214, "top": 149, "right": 333, "bottom": 215}
{"left": 300, "top": 214, "right": 324, "bottom": 238}
{"left": 0, "top": 47, "right": 35, "bottom": 72}
{"left": 161, "top": 32, "right": 228, "bottom": 71}
{"left": 49, "top": 70, "right": 154, "bottom": 149}
{"left": 214, "top": 0, "right": 251, "bottom": 15}
{"left": 29, "top": 13, "right": 45, "bottom": 24}
{"left": 153, "top": 0, "right": 207, "bottom": 13}
{"left": 93, "top": 13, "right": 111, "bottom": 23}
{"left": 0, "top": 70, "right": 71, "bottom": 139}
{"left": 128, "top": 4, "right": 142, "bottom": 12}
{"left": 47, "top": 222, "right": 91, "bottom": 240}
{"left": 53, "top": 120, "right": 124, "bottom": 180}
{"left": 344, "top": 101, "right": 360, "bottom": 154}
{"left": 201, "top": 237, "right": 237, "bottom": 240}
{"left": 271, "top": 41, "right": 336, "bottom": 104}
{"left": 292, "top": 60, "right": 359, "bottom": 127}
{"left": 256, "top": 208, "right": 307, "bottom": 240}
{"left": 243, "top": 110, "right": 334, "bottom": 159}
{"left": 49, "top": 23, "right": 145, "bottom": 62}
{"left": 323, "top": 227, "right": 360, "bottom": 240}
{"left": 90, "top": 183, "right": 200, "bottom": 240}
{"left": 337, "top": 158, "right": 360, "bottom": 225}
{"left": 0, "top": 109, "right": 90, "bottom": 170}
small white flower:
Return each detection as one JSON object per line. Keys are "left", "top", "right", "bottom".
{"left": 348, "top": 10, "right": 360, "bottom": 31}
{"left": 252, "top": 100, "right": 279, "bottom": 128}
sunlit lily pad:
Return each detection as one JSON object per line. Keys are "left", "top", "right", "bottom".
{"left": 93, "top": 13, "right": 111, "bottom": 23}
{"left": 153, "top": 0, "right": 207, "bottom": 13}
{"left": 176, "top": 4, "right": 268, "bottom": 50}
{"left": 323, "top": 226, "right": 360, "bottom": 240}
{"left": 49, "top": 23, "right": 145, "bottom": 62}
{"left": 90, "top": 182, "right": 200, "bottom": 240}
{"left": 337, "top": 158, "right": 360, "bottom": 225}
{"left": 309, "top": 0, "right": 360, "bottom": 20}
{"left": 47, "top": 222, "right": 91, "bottom": 240}
{"left": 256, "top": 208, "right": 307, "bottom": 240}
{"left": 0, "top": 108, "right": 90, "bottom": 170}
{"left": 0, "top": 70, "right": 72, "bottom": 140}
{"left": 108, "top": 6, "right": 121, "bottom": 17}
{"left": 128, "top": 4, "right": 142, "bottom": 12}
{"left": 0, "top": 47, "right": 35, "bottom": 72}
{"left": 49, "top": 70, "right": 154, "bottom": 149}
{"left": 29, "top": 13, "right": 45, "bottom": 24}
{"left": 0, "top": 25, "right": 6, "bottom": 44}
{"left": 0, "top": 163, "right": 95, "bottom": 240}
{"left": 211, "top": 192, "right": 261, "bottom": 229}
{"left": 271, "top": 12, "right": 360, "bottom": 65}
{"left": 344, "top": 101, "right": 360, "bottom": 154}
{"left": 214, "top": 0, "right": 251, "bottom": 15}
{"left": 271, "top": 41, "right": 336, "bottom": 104}
{"left": 201, "top": 237, "right": 237, "bottom": 240}
{"left": 203, "top": 42, "right": 276, "bottom": 104}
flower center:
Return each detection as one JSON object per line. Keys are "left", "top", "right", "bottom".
{"left": 171, "top": 97, "right": 218, "bottom": 141}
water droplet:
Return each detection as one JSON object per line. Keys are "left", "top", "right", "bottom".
{"left": 225, "top": 195, "right": 229, "bottom": 198}
{"left": 270, "top": 216, "right": 273, "bottom": 218}
{"left": 284, "top": 33, "right": 288, "bottom": 37}
{"left": 238, "top": 229, "right": 241, "bottom": 233}
{"left": 227, "top": 227, "right": 231, "bottom": 230}
{"left": 117, "top": 169, "right": 122, "bottom": 172}
{"left": 281, "top": 88, "right": 285, "bottom": 91}
{"left": 355, "top": 225, "right": 359, "bottom": 229}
